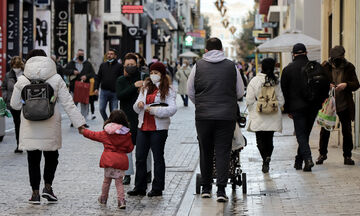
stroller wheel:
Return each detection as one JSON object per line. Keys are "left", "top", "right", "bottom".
{"left": 242, "top": 173, "right": 247, "bottom": 194}
{"left": 195, "top": 174, "right": 202, "bottom": 194}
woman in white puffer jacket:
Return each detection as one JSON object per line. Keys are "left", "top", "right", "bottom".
{"left": 127, "top": 62, "right": 177, "bottom": 197}
{"left": 10, "top": 49, "right": 86, "bottom": 204}
{"left": 246, "top": 58, "right": 284, "bottom": 174}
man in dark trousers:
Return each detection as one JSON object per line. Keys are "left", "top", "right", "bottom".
{"left": 95, "top": 48, "right": 123, "bottom": 121}
{"left": 316, "top": 46, "right": 360, "bottom": 165}
{"left": 65, "top": 49, "right": 95, "bottom": 127}
{"left": 187, "top": 38, "right": 244, "bottom": 202}
{"left": 281, "top": 43, "right": 321, "bottom": 172}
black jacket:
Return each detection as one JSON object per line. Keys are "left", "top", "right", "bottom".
{"left": 65, "top": 60, "right": 95, "bottom": 92}
{"left": 322, "top": 60, "right": 360, "bottom": 120}
{"left": 95, "top": 61, "right": 123, "bottom": 92}
{"left": 281, "top": 55, "right": 312, "bottom": 113}
{"left": 2, "top": 69, "right": 18, "bottom": 109}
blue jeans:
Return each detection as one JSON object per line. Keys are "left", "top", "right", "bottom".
{"left": 99, "top": 89, "right": 118, "bottom": 121}
{"left": 135, "top": 129, "right": 168, "bottom": 191}
{"left": 291, "top": 109, "right": 318, "bottom": 162}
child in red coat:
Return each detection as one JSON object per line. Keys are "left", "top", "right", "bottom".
{"left": 80, "top": 110, "right": 134, "bottom": 209}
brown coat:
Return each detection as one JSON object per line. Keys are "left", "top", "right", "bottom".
{"left": 322, "top": 60, "right": 360, "bottom": 120}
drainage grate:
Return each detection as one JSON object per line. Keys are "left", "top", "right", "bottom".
{"left": 248, "top": 188, "right": 288, "bottom": 196}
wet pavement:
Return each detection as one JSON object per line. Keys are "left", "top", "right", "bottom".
{"left": 179, "top": 101, "right": 360, "bottom": 216}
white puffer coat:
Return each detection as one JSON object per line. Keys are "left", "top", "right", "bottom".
{"left": 10, "top": 56, "right": 86, "bottom": 151}
{"left": 246, "top": 73, "right": 285, "bottom": 132}
{"left": 133, "top": 85, "right": 177, "bottom": 130}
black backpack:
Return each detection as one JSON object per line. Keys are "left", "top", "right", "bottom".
{"left": 21, "top": 77, "right": 56, "bottom": 121}
{"left": 302, "top": 61, "right": 330, "bottom": 107}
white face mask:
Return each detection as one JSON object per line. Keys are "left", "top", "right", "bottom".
{"left": 13, "top": 68, "right": 22, "bottom": 73}
{"left": 150, "top": 74, "right": 161, "bottom": 84}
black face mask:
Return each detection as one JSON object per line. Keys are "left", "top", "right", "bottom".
{"left": 78, "top": 55, "right": 84, "bottom": 61}
{"left": 332, "top": 58, "right": 344, "bottom": 68}
{"left": 125, "top": 66, "right": 138, "bottom": 75}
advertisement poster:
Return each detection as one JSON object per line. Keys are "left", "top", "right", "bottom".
{"left": 54, "top": 0, "right": 69, "bottom": 66}
{"left": 6, "top": 0, "right": 20, "bottom": 72}
{"left": 0, "top": 0, "right": 7, "bottom": 89}
{"left": 22, "top": 2, "right": 34, "bottom": 61}
{"left": 35, "top": 9, "right": 51, "bottom": 56}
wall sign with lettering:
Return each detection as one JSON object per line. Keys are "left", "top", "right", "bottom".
{"left": 54, "top": 0, "right": 69, "bottom": 66}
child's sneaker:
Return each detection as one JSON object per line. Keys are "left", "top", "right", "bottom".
{"left": 118, "top": 199, "right": 126, "bottom": 209}
{"left": 98, "top": 196, "right": 107, "bottom": 206}
{"left": 28, "top": 193, "right": 40, "bottom": 205}
{"left": 42, "top": 187, "right": 58, "bottom": 202}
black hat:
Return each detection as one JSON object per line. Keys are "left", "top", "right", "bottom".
{"left": 330, "top": 45, "right": 345, "bottom": 58}
{"left": 292, "top": 43, "right": 307, "bottom": 54}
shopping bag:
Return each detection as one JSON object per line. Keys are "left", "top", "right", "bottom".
{"left": 317, "top": 87, "right": 336, "bottom": 131}
{"left": 73, "top": 81, "right": 90, "bottom": 104}
{"left": 232, "top": 123, "right": 247, "bottom": 150}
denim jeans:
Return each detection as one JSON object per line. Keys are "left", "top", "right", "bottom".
{"left": 291, "top": 109, "right": 318, "bottom": 162}
{"left": 99, "top": 89, "right": 118, "bottom": 121}
{"left": 135, "top": 129, "right": 168, "bottom": 191}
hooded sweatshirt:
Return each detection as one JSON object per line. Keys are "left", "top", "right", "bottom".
{"left": 187, "top": 50, "right": 244, "bottom": 104}
{"left": 82, "top": 123, "right": 134, "bottom": 170}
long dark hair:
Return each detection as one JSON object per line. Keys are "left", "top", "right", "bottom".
{"left": 261, "top": 58, "right": 278, "bottom": 85}
{"left": 104, "top": 110, "right": 130, "bottom": 128}
{"left": 142, "top": 74, "right": 170, "bottom": 101}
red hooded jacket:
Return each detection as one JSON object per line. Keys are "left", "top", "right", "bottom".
{"left": 83, "top": 123, "right": 134, "bottom": 170}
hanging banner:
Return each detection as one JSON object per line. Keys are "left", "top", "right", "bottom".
{"left": 6, "top": 0, "right": 20, "bottom": 71}
{"left": 35, "top": 9, "right": 51, "bottom": 56}
{"left": 22, "top": 2, "right": 34, "bottom": 61}
{"left": 0, "top": 0, "right": 7, "bottom": 90}
{"left": 54, "top": 0, "right": 69, "bottom": 66}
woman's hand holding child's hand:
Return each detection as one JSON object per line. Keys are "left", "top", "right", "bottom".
{"left": 78, "top": 125, "right": 86, "bottom": 134}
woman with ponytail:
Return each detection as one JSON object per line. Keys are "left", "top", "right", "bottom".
{"left": 246, "top": 58, "right": 284, "bottom": 173}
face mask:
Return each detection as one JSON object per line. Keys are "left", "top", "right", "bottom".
{"left": 78, "top": 55, "right": 84, "bottom": 61}
{"left": 13, "top": 68, "right": 22, "bottom": 73}
{"left": 107, "top": 59, "right": 114, "bottom": 63}
{"left": 163, "top": 61, "right": 167, "bottom": 65}
{"left": 150, "top": 74, "right": 161, "bottom": 84}
{"left": 125, "top": 65, "right": 138, "bottom": 75}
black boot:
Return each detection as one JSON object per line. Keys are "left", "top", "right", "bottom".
{"left": 303, "top": 159, "right": 314, "bottom": 172}
{"left": 262, "top": 157, "right": 271, "bottom": 173}
{"left": 315, "top": 155, "right": 327, "bottom": 165}
{"left": 344, "top": 157, "right": 355, "bottom": 165}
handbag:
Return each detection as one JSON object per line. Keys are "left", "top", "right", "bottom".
{"left": 73, "top": 80, "right": 90, "bottom": 104}
{"left": 316, "top": 87, "right": 336, "bottom": 131}
{"left": 232, "top": 122, "right": 247, "bottom": 151}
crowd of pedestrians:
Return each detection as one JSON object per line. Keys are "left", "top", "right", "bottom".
{"left": 2, "top": 36, "right": 360, "bottom": 209}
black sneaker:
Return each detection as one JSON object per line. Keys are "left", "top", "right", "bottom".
{"left": 147, "top": 190, "right": 162, "bottom": 197}
{"left": 216, "top": 191, "right": 228, "bottom": 202}
{"left": 28, "top": 193, "right": 40, "bottom": 205}
{"left": 303, "top": 159, "right": 314, "bottom": 172}
{"left": 316, "top": 155, "right": 327, "bottom": 165}
{"left": 344, "top": 157, "right": 355, "bottom": 165}
{"left": 118, "top": 199, "right": 126, "bottom": 209}
{"left": 42, "top": 187, "right": 58, "bottom": 202}
{"left": 201, "top": 186, "right": 212, "bottom": 198}
{"left": 127, "top": 188, "right": 146, "bottom": 196}
{"left": 123, "top": 175, "right": 131, "bottom": 185}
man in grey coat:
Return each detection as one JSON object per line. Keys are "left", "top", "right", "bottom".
{"left": 187, "top": 38, "right": 244, "bottom": 202}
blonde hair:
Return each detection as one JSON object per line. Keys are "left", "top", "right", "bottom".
{"left": 10, "top": 56, "right": 24, "bottom": 70}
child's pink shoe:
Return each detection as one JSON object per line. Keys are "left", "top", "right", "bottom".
{"left": 98, "top": 196, "right": 107, "bottom": 205}
{"left": 118, "top": 199, "right": 126, "bottom": 209}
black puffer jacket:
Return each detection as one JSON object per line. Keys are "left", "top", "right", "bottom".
{"left": 64, "top": 60, "right": 95, "bottom": 92}
{"left": 281, "top": 55, "right": 311, "bottom": 113}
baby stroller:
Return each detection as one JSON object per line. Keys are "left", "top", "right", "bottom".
{"left": 195, "top": 105, "right": 247, "bottom": 194}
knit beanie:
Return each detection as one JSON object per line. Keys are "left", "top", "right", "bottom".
{"left": 150, "top": 62, "right": 166, "bottom": 75}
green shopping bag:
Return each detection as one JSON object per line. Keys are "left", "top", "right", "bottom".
{"left": 0, "top": 97, "right": 12, "bottom": 118}
{"left": 316, "top": 88, "right": 336, "bottom": 131}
